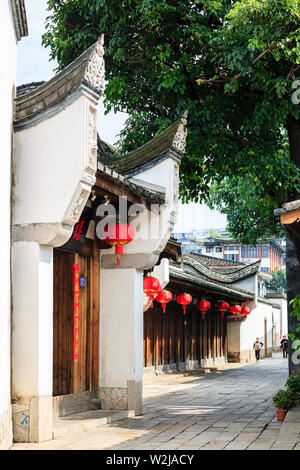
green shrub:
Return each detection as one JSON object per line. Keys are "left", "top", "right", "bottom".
{"left": 273, "top": 389, "right": 295, "bottom": 410}
{"left": 285, "top": 375, "right": 300, "bottom": 394}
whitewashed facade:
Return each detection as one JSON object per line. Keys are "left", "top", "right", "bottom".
{"left": 0, "top": 0, "right": 27, "bottom": 450}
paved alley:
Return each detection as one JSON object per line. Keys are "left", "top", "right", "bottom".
{"left": 13, "top": 354, "right": 296, "bottom": 451}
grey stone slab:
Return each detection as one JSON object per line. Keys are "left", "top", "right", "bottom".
{"left": 271, "top": 440, "right": 298, "bottom": 450}
{"left": 247, "top": 439, "right": 276, "bottom": 450}
{"left": 278, "top": 422, "right": 300, "bottom": 440}
{"left": 200, "top": 440, "right": 231, "bottom": 450}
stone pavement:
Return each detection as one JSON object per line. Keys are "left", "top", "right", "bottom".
{"left": 13, "top": 353, "right": 299, "bottom": 450}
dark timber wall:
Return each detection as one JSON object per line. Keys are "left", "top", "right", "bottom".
{"left": 143, "top": 302, "right": 227, "bottom": 369}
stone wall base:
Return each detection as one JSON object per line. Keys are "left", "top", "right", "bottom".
{"left": 143, "top": 357, "right": 226, "bottom": 375}
{"left": 240, "top": 350, "right": 256, "bottom": 364}
{"left": 12, "top": 395, "right": 52, "bottom": 443}
{"left": 53, "top": 391, "right": 91, "bottom": 418}
{"left": 0, "top": 405, "right": 13, "bottom": 450}
{"left": 99, "top": 381, "right": 143, "bottom": 416}
{"left": 228, "top": 349, "right": 277, "bottom": 364}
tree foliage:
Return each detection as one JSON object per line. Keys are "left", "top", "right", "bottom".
{"left": 265, "top": 269, "right": 287, "bottom": 293}
{"left": 43, "top": 0, "right": 300, "bottom": 244}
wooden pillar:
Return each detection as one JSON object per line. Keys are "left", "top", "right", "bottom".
{"left": 213, "top": 311, "right": 217, "bottom": 363}
{"left": 224, "top": 317, "right": 228, "bottom": 362}
{"left": 207, "top": 313, "right": 211, "bottom": 359}
{"left": 203, "top": 315, "right": 207, "bottom": 364}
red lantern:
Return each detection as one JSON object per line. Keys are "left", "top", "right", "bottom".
{"left": 105, "top": 222, "right": 134, "bottom": 265}
{"left": 230, "top": 304, "right": 242, "bottom": 321}
{"left": 143, "top": 276, "right": 162, "bottom": 308}
{"left": 196, "top": 299, "right": 211, "bottom": 320}
{"left": 176, "top": 293, "right": 193, "bottom": 315}
{"left": 155, "top": 290, "right": 173, "bottom": 314}
{"left": 217, "top": 301, "right": 229, "bottom": 319}
{"left": 241, "top": 306, "right": 251, "bottom": 319}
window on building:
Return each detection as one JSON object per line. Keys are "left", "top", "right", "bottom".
{"left": 261, "top": 246, "right": 270, "bottom": 258}
{"left": 224, "top": 254, "right": 239, "bottom": 261}
{"left": 261, "top": 267, "right": 269, "bottom": 273}
{"left": 215, "top": 247, "right": 222, "bottom": 252}
{"left": 206, "top": 247, "right": 213, "bottom": 253}
{"left": 241, "top": 246, "right": 259, "bottom": 258}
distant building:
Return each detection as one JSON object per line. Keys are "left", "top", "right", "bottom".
{"left": 172, "top": 229, "right": 285, "bottom": 274}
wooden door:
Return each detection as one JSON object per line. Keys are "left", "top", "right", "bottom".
{"left": 53, "top": 250, "right": 92, "bottom": 396}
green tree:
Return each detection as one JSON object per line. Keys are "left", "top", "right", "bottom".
{"left": 43, "top": 0, "right": 300, "bottom": 245}
{"left": 265, "top": 269, "right": 287, "bottom": 293}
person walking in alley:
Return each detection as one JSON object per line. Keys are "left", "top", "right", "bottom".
{"left": 253, "top": 337, "right": 264, "bottom": 361}
{"left": 280, "top": 336, "right": 288, "bottom": 358}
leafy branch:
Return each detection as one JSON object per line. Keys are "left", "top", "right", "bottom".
{"left": 289, "top": 296, "right": 300, "bottom": 358}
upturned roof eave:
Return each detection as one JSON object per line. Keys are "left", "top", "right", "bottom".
{"left": 100, "top": 112, "right": 188, "bottom": 177}
{"left": 14, "top": 36, "right": 105, "bottom": 131}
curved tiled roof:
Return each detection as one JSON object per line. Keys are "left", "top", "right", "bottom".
{"left": 188, "top": 253, "right": 244, "bottom": 267}
{"left": 100, "top": 113, "right": 187, "bottom": 177}
{"left": 183, "top": 254, "right": 260, "bottom": 283}
{"left": 169, "top": 263, "right": 254, "bottom": 301}
{"left": 10, "top": 0, "right": 28, "bottom": 41}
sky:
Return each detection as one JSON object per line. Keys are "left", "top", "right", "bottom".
{"left": 17, "top": 0, "right": 226, "bottom": 232}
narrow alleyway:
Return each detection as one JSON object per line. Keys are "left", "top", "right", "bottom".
{"left": 13, "top": 353, "right": 295, "bottom": 450}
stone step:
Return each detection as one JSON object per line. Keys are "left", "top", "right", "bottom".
{"left": 53, "top": 409, "right": 135, "bottom": 439}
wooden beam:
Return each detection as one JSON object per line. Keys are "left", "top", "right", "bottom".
{"left": 280, "top": 208, "right": 300, "bottom": 225}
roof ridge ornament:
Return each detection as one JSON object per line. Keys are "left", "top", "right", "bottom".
{"left": 84, "top": 35, "right": 105, "bottom": 94}
{"left": 171, "top": 111, "right": 188, "bottom": 154}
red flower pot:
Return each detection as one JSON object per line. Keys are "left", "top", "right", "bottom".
{"left": 276, "top": 409, "right": 287, "bottom": 421}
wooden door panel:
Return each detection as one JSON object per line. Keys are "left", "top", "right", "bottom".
{"left": 53, "top": 250, "right": 91, "bottom": 396}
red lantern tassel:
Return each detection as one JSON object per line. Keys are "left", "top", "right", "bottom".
{"left": 115, "top": 245, "right": 123, "bottom": 266}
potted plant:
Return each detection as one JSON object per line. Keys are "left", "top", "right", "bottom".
{"left": 273, "top": 389, "right": 295, "bottom": 421}
{"left": 285, "top": 375, "right": 300, "bottom": 404}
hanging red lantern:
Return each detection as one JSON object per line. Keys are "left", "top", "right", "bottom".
{"left": 105, "top": 222, "right": 135, "bottom": 266}
{"left": 176, "top": 293, "right": 193, "bottom": 315}
{"left": 196, "top": 299, "right": 211, "bottom": 320}
{"left": 217, "top": 301, "right": 229, "bottom": 319}
{"left": 155, "top": 290, "right": 173, "bottom": 314}
{"left": 143, "top": 276, "right": 162, "bottom": 308}
{"left": 230, "top": 304, "right": 242, "bottom": 321}
{"left": 241, "top": 306, "right": 251, "bottom": 319}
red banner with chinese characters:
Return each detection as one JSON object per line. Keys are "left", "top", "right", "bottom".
{"left": 72, "top": 264, "right": 79, "bottom": 362}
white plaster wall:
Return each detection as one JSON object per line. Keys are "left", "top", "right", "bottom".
{"left": 240, "top": 300, "right": 274, "bottom": 353}
{"left": 12, "top": 242, "right": 53, "bottom": 399}
{"left": 0, "top": 0, "right": 18, "bottom": 447}
{"left": 281, "top": 300, "right": 288, "bottom": 337}
{"left": 272, "top": 307, "right": 282, "bottom": 349}
{"left": 136, "top": 158, "right": 177, "bottom": 204}
{"left": 118, "top": 158, "right": 179, "bottom": 259}
{"left": 13, "top": 94, "right": 96, "bottom": 226}
{"left": 233, "top": 276, "right": 257, "bottom": 299}
{"left": 99, "top": 268, "right": 143, "bottom": 388}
